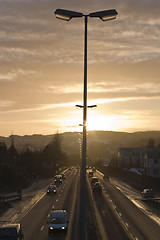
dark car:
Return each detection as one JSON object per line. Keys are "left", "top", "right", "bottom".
{"left": 0, "top": 223, "right": 24, "bottom": 240}
{"left": 91, "top": 177, "right": 99, "bottom": 187}
{"left": 48, "top": 210, "right": 69, "bottom": 235}
{"left": 47, "top": 185, "right": 57, "bottom": 194}
{"left": 88, "top": 171, "right": 94, "bottom": 178}
{"left": 142, "top": 189, "right": 155, "bottom": 198}
{"left": 92, "top": 182, "right": 102, "bottom": 193}
{"left": 54, "top": 175, "right": 62, "bottom": 184}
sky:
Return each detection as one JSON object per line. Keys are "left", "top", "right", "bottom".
{"left": 0, "top": 0, "right": 160, "bottom": 137}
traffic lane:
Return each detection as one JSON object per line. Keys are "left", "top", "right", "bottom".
{"left": 62, "top": 169, "right": 80, "bottom": 240}
{"left": 20, "top": 184, "right": 63, "bottom": 239}
{"left": 20, "top": 168, "right": 80, "bottom": 240}
{"left": 1, "top": 170, "right": 71, "bottom": 223}
{"left": 99, "top": 177, "right": 160, "bottom": 240}
{"left": 20, "top": 171, "right": 72, "bottom": 240}
{"left": 86, "top": 177, "right": 102, "bottom": 240}
{"left": 93, "top": 193, "right": 131, "bottom": 240}
{"left": 41, "top": 168, "right": 81, "bottom": 240}
{"left": 87, "top": 175, "right": 130, "bottom": 240}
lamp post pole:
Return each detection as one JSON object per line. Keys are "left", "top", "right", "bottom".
{"left": 81, "top": 15, "right": 88, "bottom": 240}
{"left": 54, "top": 9, "right": 118, "bottom": 240}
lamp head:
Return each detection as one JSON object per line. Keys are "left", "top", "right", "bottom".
{"left": 54, "top": 9, "right": 83, "bottom": 21}
{"left": 89, "top": 9, "right": 118, "bottom": 21}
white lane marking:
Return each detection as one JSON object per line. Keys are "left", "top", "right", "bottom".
{"left": 11, "top": 214, "right": 18, "bottom": 222}
{"left": 126, "top": 223, "right": 129, "bottom": 228}
{"left": 56, "top": 199, "right": 58, "bottom": 202}
{"left": 59, "top": 194, "right": 61, "bottom": 197}
{"left": 41, "top": 226, "right": 44, "bottom": 231}
{"left": 118, "top": 212, "right": 122, "bottom": 217}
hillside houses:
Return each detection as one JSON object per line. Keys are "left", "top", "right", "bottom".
{"left": 118, "top": 147, "right": 160, "bottom": 178}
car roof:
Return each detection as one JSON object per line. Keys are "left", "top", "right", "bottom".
{"left": 0, "top": 223, "right": 20, "bottom": 230}
{"left": 94, "top": 182, "right": 100, "bottom": 185}
{"left": 143, "top": 188, "right": 152, "bottom": 191}
{"left": 50, "top": 210, "right": 67, "bottom": 218}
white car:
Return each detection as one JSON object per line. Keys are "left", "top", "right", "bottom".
{"left": 48, "top": 210, "right": 69, "bottom": 234}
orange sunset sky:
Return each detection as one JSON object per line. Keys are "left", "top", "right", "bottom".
{"left": 0, "top": 0, "right": 160, "bottom": 136}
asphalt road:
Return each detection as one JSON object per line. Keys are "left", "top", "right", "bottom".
{"left": 20, "top": 169, "right": 81, "bottom": 240}
{"left": 1, "top": 168, "right": 160, "bottom": 240}
{"left": 96, "top": 171, "right": 160, "bottom": 240}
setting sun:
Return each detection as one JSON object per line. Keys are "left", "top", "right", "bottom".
{"left": 87, "top": 113, "right": 117, "bottom": 131}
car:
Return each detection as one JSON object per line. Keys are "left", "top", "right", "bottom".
{"left": 47, "top": 210, "right": 69, "bottom": 235}
{"left": 54, "top": 175, "right": 62, "bottom": 184}
{"left": 47, "top": 185, "right": 57, "bottom": 194}
{"left": 0, "top": 223, "right": 24, "bottom": 240}
{"left": 91, "top": 177, "right": 99, "bottom": 187}
{"left": 142, "top": 188, "right": 155, "bottom": 198}
{"left": 92, "top": 182, "right": 102, "bottom": 193}
{"left": 88, "top": 171, "right": 94, "bottom": 178}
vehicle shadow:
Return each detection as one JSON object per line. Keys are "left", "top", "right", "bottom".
{"left": 47, "top": 233, "right": 66, "bottom": 240}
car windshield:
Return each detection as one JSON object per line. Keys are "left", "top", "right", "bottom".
{"left": 0, "top": 228, "right": 17, "bottom": 237}
{"left": 50, "top": 217, "right": 65, "bottom": 224}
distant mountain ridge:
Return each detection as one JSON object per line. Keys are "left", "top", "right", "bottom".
{"left": 1, "top": 131, "right": 160, "bottom": 160}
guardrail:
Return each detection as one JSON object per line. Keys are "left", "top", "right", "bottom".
{"left": 0, "top": 193, "right": 22, "bottom": 203}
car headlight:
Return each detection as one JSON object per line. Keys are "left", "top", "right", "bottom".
{"left": 54, "top": 190, "right": 56, "bottom": 192}
{"left": 49, "top": 227, "right": 53, "bottom": 230}
{"left": 61, "top": 227, "right": 65, "bottom": 230}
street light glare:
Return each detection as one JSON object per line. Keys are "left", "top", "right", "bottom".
{"left": 54, "top": 9, "right": 83, "bottom": 21}
{"left": 55, "top": 13, "right": 71, "bottom": 21}
{"left": 89, "top": 9, "right": 118, "bottom": 21}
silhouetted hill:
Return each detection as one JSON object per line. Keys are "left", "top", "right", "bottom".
{"left": 1, "top": 131, "right": 160, "bottom": 161}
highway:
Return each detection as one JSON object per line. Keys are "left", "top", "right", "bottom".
{"left": 1, "top": 168, "right": 160, "bottom": 239}
{"left": 19, "top": 169, "right": 81, "bottom": 240}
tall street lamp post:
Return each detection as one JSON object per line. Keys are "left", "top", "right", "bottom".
{"left": 54, "top": 8, "right": 118, "bottom": 240}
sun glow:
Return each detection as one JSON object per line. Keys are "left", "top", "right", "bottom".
{"left": 87, "top": 113, "right": 118, "bottom": 131}
{"left": 60, "top": 110, "right": 128, "bottom": 132}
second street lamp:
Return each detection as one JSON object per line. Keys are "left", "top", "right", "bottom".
{"left": 54, "top": 8, "right": 118, "bottom": 240}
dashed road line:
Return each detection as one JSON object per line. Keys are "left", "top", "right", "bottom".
{"left": 125, "top": 223, "right": 129, "bottom": 228}
{"left": 41, "top": 225, "right": 44, "bottom": 231}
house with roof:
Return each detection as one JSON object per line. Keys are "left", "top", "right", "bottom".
{"left": 118, "top": 147, "right": 160, "bottom": 177}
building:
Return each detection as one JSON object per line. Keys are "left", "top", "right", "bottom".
{"left": 144, "top": 150, "right": 160, "bottom": 178}
{"left": 118, "top": 147, "right": 146, "bottom": 169}
{"left": 118, "top": 147, "right": 160, "bottom": 177}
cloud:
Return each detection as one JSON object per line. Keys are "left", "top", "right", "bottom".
{"left": 0, "top": 74, "right": 16, "bottom": 82}
{"left": 0, "top": 0, "right": 160, "bottom": 135}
